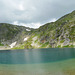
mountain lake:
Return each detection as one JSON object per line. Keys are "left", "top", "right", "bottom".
{"left": 0, "top": 48, "right": 75, "bottom": 75}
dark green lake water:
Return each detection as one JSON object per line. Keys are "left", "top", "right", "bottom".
{"left": 0, "top": 48, "right": 75, "bottom": 64}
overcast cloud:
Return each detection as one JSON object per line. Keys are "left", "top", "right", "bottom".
{"left": 0, "top": 0, "right": 75, "bottom": 28}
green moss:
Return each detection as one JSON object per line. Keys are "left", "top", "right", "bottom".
{"left": 57, "top": 45, "right": 62, "bottom": 48}
{"left": 63, "top": 45, "right": 75, "bottom": 48}
{"left": 34, "top": 39, "right": 38, "bottom": 43}
{"left": 0, "top": 43, "right": 4, "bottom": 46}
{"left": 40, "top": 42, "right": 49, "bottom": 48}
{"left": 60, "top": 39, "right": 65, "bottom": 43}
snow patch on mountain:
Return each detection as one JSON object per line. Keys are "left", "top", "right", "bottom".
{"left": 9, "top": 41, "right": 17, "bottom": 48}
{"left": 26, "top": 29, "right": 31, "bottom": 31}
{"left": 24, "top": 37, "right": 29, "bottom": 41}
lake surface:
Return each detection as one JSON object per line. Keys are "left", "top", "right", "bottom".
{"left": 0, "top": 48, "right": 75, "bottom": 75}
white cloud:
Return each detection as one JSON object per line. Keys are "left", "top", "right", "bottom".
{"left": 21, "top": 22, "right": 42, "bottom": 29}
{"left": 18, "top": 3, "right": 24, "bottom": 11}
{"left": 27, "top": 23, "right": 42, "bottom": 29}
{"left": 13, "top": 21, "right": 19, "bottom": 25}
{"left": 49, "top": 18, "right": 57, "bottom": 22}
{"left": 12, "top": 21, "right": 42, "bottom": 29}
{"left": 0, "top": 0, "right": 75, "bottom": 28}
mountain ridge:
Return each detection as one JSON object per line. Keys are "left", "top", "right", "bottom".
{"left": 0, "top": 10, "right": 75, "bottom": 50}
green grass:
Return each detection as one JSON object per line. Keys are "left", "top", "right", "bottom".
{"left": 0, "top": 43, "right": 4, "bottom": 46}
{"left": 63, "top": 45, "right": 75, "bottom": 48}
{"left": 40, "top": 42, "right": 49, "bottom": 48}
{"left": 56, "top": 45, "right": 62, "bottom": 48}
{"left": 60, "top": 39, "right": 65, "bottom": 43}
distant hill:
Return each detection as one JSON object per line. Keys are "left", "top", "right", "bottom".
{"left": 0, "top": 10, "right": 75, "bottom": 50}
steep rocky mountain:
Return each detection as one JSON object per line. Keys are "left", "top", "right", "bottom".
{"left": 0, "top": 23, "right": 34, "bottom": 49}
{"left": 0, "top": 11, "right": 75, "bottom": 50}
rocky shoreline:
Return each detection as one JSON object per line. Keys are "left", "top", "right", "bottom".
{"left": 0, "top": 46, "right": 10, "bottom": 50}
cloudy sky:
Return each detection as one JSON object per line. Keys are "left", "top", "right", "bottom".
{"left": 0, "top": 0, "right": 75, "bottom": 28}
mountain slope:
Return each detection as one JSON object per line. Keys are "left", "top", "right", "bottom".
{"left": 0, "top": 23, "right": 34, "bottom": 48}
{"left": 35, "top": 10, "right": 75, "bottom": 48}
{"left": 0, "top": 11, "right": 75, "bottom": 49}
